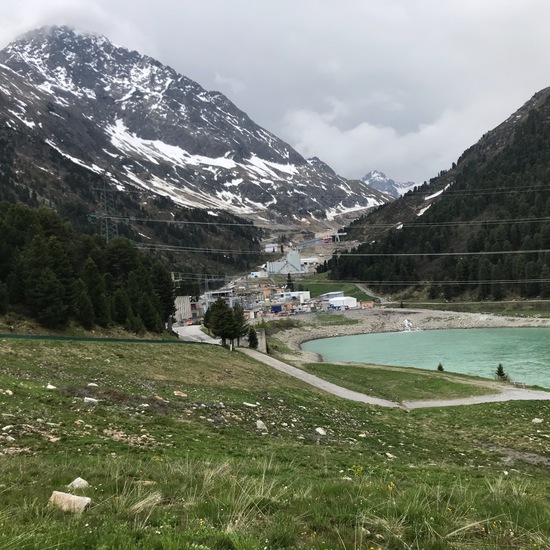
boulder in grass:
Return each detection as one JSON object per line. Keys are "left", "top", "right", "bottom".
{"left": 48, "top": 491, "right": 91, "bottom": 513}
{"left": 68, "top": 477, "right": 90, "bottom": 489}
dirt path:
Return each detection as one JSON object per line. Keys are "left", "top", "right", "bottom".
{"left": 239, "top": 348, "right": 550, "bottom": 410}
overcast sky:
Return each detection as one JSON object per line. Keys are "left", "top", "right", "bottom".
{"left": 2, "top": 0, "right": 550, "bottom": 183}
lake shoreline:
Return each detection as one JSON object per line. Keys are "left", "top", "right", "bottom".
{"left": 277, "top": 308, "right": 550, "bottom": 364}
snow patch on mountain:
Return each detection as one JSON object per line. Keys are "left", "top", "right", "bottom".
{"left": 0, "top": 25, "right": 393, "bottom": 226}
{"left": 361, "top": 170, "right": 416, "bottom": 198}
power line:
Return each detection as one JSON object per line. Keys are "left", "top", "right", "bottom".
{"left": 135, "top": 241, "right": 550, "bottom": 257}
{"left": 97, "top": 215, "right": 262, "bottom": 228}
{"left": 336, "top": 249, "right": 550, "bottom": 257}
{"left": 405, "top": 182, "right": 550, "bottom": 198}
{"left": 357, "top": 216, "right": 550, "bottom": 229}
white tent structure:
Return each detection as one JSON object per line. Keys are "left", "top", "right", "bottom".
{"left": 328, "top": 296, "right": 357, "bottom": 309}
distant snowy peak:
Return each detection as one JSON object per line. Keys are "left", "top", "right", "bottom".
{"left": 0, "top": 25, "right": 391, "bottom": 225}
{"left": 361, "top": 170, "right": 416, "bottom": 198}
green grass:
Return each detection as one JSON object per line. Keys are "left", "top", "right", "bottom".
{"left": 2, "top": 337, "right": 550, "bottom": 548}
{"left": 300, "top": 272, "right": 376, "bottom": 301}
{"left": 303, "top": 362, "right": 499, "bottom": 402}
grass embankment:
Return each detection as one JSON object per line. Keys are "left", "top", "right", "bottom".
{"left": 303, "top": 363, "right": 498, "bottom": 402}
{"left": 1, "top": 337, "right": 550, "bottom": 548}
{"left": 300, "top": 272, "right": 375, "bottom": 301}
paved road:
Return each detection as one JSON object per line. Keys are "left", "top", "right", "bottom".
{"left": 171, "top": 324, "right": 220, "bottom": 344}
{"left": 239, "top": 348, "right": 400, "bottom": 407}
{"left": 239, "top": 348, "right": 550, "bottom": 410}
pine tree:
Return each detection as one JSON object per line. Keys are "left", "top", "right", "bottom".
{"left": 0, "top": 281, "right": 8, "bottom": 314}
{"left": 26, "top": 268, "right": 69, "bottom": 328}
{"left": 231, "top": 304, "right": 249, "bottom": 346}
{"left": 496, "top": 363, "right": 509, "bottom": 381}
{"left": 286, "top": 273, "right": 295, "bottom": 292}
{"left": 248, "top": 326, "right": 258, "bottom": 349}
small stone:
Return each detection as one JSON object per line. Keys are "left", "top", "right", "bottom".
{"left": 48, "top": 491, "right": 91, "bottom": 514}
{"left": 341, "top": 476, "right": 353, "bottom": 481}
{"left": 87, "top": 383, "right": 99, "bottom": 388}
{"left": 243, "top": 402, "right": 258, "bottom": 408}
{"left": 173, "top": 391, "right": 187, "bottom": 397}
{"left": 5, "top": 435, "right": 15, "bottom": 442}
{"left": 46, "top": 384, "right": 57, "bottom": 390}
{"left": 532, "top": 418, "right": 544, "bottom": 424}
{"left": 385, "top": 452, "right": 396, "bottom": 459}
{"left": 83, "top": 397, "right": 98, "bottom": 404}
{"left": 2, "top": 425, "right": 14, "bottom": 432}
{"left": 256, "top": 420, "right": 267, "bottom": 431}
{"left": 358, "top": 432, "right": 367, "bottom": 438}
{"left": 315, "top": 427, "right": 326, "bottom": 436}
{"left": 68, "top": 477, "right": 90, "bottom": 489}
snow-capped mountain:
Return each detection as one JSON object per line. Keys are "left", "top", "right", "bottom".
{"left": 0, "top": 26, "right": 391, "bottom": 226}
{"left": 361, "top": 170, "right": 416, "bottom": 198}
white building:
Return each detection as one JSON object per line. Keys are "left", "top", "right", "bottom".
{"left": 329, "top": 296, "right": 357, "bottom": 309}
{"left": 320, "top": 291, "right": 344, "bottom": 300}
{"left": 266, "top": 250, "right": 305, "bottom": 275}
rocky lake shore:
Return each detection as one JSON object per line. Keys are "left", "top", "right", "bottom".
{"left": 277, "top": 308, "right": 550, "bottom": 363}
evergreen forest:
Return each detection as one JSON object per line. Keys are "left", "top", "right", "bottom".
{"left": 0, "top": 202, "right": 176, "bottom": 332}
{"left": 331, "top": 107, "right": 550, "bottom": 301}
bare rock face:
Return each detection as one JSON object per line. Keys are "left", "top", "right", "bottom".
{"left": 48, "top": 491, "right": 91, "bottom": 513}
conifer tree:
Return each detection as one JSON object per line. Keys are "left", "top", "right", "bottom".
{"left": 248, "top": 326, "right": 258, "bottom": 349}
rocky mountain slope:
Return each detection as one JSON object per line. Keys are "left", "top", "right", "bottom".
{"left": 337, "top": 87, "right": 550, "bottom": 300}
{"left": 347, "top": 87, "right": 550, "bottom": 244}
{"left": 361, "top": 170, "right": 416, "bottom": 198}
{"left": 0, "top": 26, "right": 391, "bottom": 228}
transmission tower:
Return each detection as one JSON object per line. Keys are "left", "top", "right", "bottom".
{"left": 93, "top": 182, "right": 119, "bottom": 241}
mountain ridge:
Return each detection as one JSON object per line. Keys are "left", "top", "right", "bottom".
{"left": 0, "top": 25, "right": 391, "bottom": 229}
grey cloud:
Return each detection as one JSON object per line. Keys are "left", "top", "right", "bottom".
{"left": 2, "top": 0, "right": 550, "bottom": 183}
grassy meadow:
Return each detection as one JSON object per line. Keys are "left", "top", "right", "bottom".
{"left": 1, "top": 336, "right": 550, "bottom": 549}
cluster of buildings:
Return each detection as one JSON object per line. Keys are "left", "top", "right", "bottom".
{"left": 175, "top": 285, "right": 373, "bottom": 326}
{"left": 173, "top": 249, "right": 375, "bottom": 326}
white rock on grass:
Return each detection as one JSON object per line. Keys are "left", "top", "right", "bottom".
{"left": 315, "top": 427, "right": 326, "bottom": 436}
{"left": 256, "top": 420, "right": 267, "bottom": 431}
{"left": 532, "top": 418, "right": 544, "bottom": 424}
{"left": 83, "top": 397, "right": 98, "bottom": 404}
{"left": 46, "top": 384, "right": 57, "bottom": 390}
{"left": 48, "top": 491, "right": 91, "bottom": 514}
{"left": 68, "top": 477, "right": 90, "bottom": 489}
{"left": 243, "top": 402, "right": 258, "bottom": 408}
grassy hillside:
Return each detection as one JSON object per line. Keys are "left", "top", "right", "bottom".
{"left": 1, "top": 337, "right": 550, "bottom": 549}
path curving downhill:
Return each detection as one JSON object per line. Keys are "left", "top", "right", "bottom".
{"left": 239, "top": 348, "right": 550, "bottom": 410}
{"left": 239, "top": 348, "right": 399, "bottom": 408}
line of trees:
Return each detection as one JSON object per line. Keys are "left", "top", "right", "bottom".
{"left": 0, "top": 203, "right": 175, "bottom": 332}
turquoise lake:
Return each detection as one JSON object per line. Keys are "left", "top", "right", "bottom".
{"left": 302, "top": 328, "right": 550, "bottom": 388}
